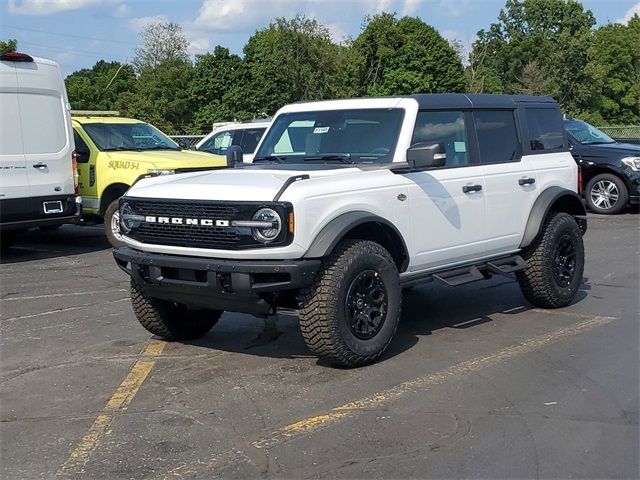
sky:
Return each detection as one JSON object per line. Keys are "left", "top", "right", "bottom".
{"left": 1, "top": 0, "right": 639, "bottom": 76}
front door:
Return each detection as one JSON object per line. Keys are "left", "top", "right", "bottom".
{"left": 405, "top": 110, "right": 487, "bottom": 272}
{"left": 73, "top": 129, "right": 99, "bottom": 213}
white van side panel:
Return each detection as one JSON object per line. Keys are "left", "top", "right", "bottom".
{"left": 16, "top": 60, "right": 74, "bottom": 197}
{"left": 0, "top": 61, "right": 28, "bottom": 200}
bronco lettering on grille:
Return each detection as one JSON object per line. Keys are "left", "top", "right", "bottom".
{"left": 144, "top": 216, "right": 231, "bottom": 227}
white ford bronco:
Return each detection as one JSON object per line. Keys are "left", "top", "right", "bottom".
{"left": 114, "top": 94, "right": 587, "bottom": 367}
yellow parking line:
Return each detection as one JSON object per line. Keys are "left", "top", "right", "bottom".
{"left": 58, "top": 340, "right": 166, "bottom": 477}
{"left": 160, "top": 314, "right": 616, "bottom": 479}
{"left": 252, "top": 315, "right": 616, "bottom": 449}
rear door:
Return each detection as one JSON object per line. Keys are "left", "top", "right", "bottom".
{"left": 405, "top": 110, "right": 487, "bottom": 271}
{"left": 477, "top": 109, "right": 539, "bottom": 256}
{"left": 17, "top": 59, "right": 74, "bottom": 198}
{"left": 0, "top": 59, "right": 28, "bottom": 200}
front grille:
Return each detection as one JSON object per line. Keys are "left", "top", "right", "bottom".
{"left": 123, "top": 197, "right": 291, "bottom": 250}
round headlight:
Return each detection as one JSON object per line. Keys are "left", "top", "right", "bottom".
{"left": 252, "top": 208, "right": 282, "bottom": 242}
{"left": 119, "top": 202, "right": 134, "bottom": 234}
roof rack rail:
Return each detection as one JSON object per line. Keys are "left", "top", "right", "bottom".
{"left": 71, "top": 110, "right": 120, "bottom": 116}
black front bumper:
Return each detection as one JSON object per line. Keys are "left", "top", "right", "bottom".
{"left": 113, "top": 247, "right": 321, "bottom": 316}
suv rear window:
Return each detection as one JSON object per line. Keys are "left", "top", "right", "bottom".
{"left": 474, "top": 110, "right": 521, "bottom": 164}
{"left": 525, "top": 108, "right": 564, "bottom": 151}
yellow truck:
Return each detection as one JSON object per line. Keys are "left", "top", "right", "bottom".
{"left": 72, "top": 113, "right": 225, "bottom": 246}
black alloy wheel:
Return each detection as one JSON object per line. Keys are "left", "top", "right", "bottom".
{"left": 345, "top": 270, "right": 388, "bottom": 340}
{"left": 552, "top": 234, "right": 577, "bottom": 288}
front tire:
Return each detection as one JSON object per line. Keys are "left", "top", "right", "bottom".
{"left": 298, "top": 240, "right": 402, "bottom": 367}
{"left": 104, "top": 199, "right": 125, "bottom": 247}
{"left": 517, "top": 212, "right": 584, "bottom": 308}
{"left": 585, "top": 173, "right": 628, "bottom": 214}
{"left": 131, "top": 281, "right": 222, "bottom": 340}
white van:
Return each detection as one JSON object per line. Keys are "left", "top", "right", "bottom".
{"left": 0, "top": 52, "right": 80, "bottom": 247}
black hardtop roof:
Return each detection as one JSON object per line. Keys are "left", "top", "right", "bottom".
{"left": 410, "top": 93, "right": 557, "bottom": 109}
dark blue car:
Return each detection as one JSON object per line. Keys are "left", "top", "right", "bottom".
{"left": 565, "top": 119, "right": 640, "bottom": 214}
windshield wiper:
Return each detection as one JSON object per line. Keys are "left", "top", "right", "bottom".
{"left": 253, "top": 155, "right": 287, "bottom": 164}
{"left": 303, "top": 154, "right": 354, "bottom": 164}
{"left": 103, "top": 147, "right": 144, "bottom": 152}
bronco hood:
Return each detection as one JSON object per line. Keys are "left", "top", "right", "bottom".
{"left": 127, "top": 165, "right": 361, "bottom": 202}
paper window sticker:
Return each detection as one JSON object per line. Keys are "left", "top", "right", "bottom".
{"left": 454, "top": 141, "right": 466, "bottom": 153}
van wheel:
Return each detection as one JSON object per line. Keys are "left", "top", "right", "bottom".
{"left": 104, "top": 199, "right": 124, "bottom": 247}
{"left": 298, "top": 240, "right": 401, "bottom": 367}
{"left": 131, "top": 280, "right": 222, "bottom": 340}
{"left": 585, "top": 173, "right": 628, "bottom": 214}
{"left": 517, "top": 212, "right": 584, "bottom": 308}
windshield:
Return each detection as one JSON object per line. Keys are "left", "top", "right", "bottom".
{"left": 253, "top": 109, "right": 405, "bottom": 164}
{"left": 83, "top": 122, "right": 180, "bottom": 151}
{"left": 564, "top": 119, "right": 615, "bottom": 145}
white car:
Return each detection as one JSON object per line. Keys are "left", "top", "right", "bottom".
{"left": 114, "top": 94, "right": 587, "bottom": 367}
{"left": 194, "top": 120, "right": 270, "bottom": 162}
{"left": 0, "top": 52, "right": 80, "bottom": 248}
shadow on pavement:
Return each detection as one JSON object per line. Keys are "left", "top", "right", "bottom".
{"left": 180, "top": 276, "right": 590, "bottom": 367}
{"left": 0, "top": 225, "right": 111, "bottom": 264}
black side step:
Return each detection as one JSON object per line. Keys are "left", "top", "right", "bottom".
{"left": 433, "top": 265, "right": 485, "bottom": 286}
{"left": 486, "top": 255, "right": 527, "bottom": 275}
{"left": 400, "top": 254, "right": 528, "bottom": 288}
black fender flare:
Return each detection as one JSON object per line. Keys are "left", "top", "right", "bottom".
{"left": 303, "top": 211, "right": 409, "bottom": 266}
{"left": 520, "top": 187, "right": 587, "bottom": 249}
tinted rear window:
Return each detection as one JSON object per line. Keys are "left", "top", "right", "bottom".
{"left": 474, "top": 110, "right": 521, "bottom": 164}
{"left": 525, "top": 108, "right": 564, "bottom": 151}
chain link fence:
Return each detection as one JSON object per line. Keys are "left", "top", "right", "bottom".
{"left": 170, "top": 135, "right": 206, "bottom": 149}
{"left": 598, "top": 126, "right": 640, "bottom": 140}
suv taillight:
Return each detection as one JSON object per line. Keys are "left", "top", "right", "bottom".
{"left": 577, "top": 166, "right": 583, "bottom": 195}
{"left": 72, "top": 151, "right": 79, "bottom": 194}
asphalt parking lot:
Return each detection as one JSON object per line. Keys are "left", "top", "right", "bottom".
{"left": 1, "top": 211, "right": 638, "bottom": 479}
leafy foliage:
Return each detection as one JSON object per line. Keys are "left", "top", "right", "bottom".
{"left": 0, "top": 39, "right": 18, "bottom": 53}
{"left": 63, "top": 10, "right": 640, "bottom": 134}
{"left": 352, "top": 14, "right": 466, "bottom": 95}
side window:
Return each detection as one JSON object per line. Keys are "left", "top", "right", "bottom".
{"left": 238, "top": 128, "right": 266, "bottom": 154}
{"left": 201, "top": 130, "right": 233, "bottom": 154}
{"left": 73, "top": 131, "right": 90, "bottom": 163}
{"left": 525, "top": 108, "right": 565, "bottom": 151}
{"left": 411, "top": 111, "right": 468, "bottom": 167}
{"left": 474, "top": 110, "right": 521, "bottom": 164}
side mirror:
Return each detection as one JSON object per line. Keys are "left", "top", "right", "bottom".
{"left": 406, "top": 143, "right": 446, "bottom": 170}
{"left": 226, "top": 145, "right": 243, "bottom": 168}
{"left": 176, "top": 138, "right": 190, "bottom": 149}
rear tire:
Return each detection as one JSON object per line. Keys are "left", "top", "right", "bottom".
{"left": 517, "top": 212, "right": 584, "bottom": 308}
{"left": 298, "top": 240, "right": 401, "bottom": 367}
{"left": 104, "top": 199, "right": 124, "bottom": 247}
{"left": 131, "top": 280, "right": 222, "bottom": 340}
{"left": 585, "top": 173, "right": 628, "bottom": 214}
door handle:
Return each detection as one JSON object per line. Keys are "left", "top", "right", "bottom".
{"left": 462, "top": 184, "right": 482, "bottom": 193}
{"left": 33, "top": 163, "right": 47, "bottom": 169}
{"left": 518, "top": 177, "right": 536, "bottom": 186}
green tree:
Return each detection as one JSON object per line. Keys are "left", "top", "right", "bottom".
{"left": 189, "top": 46, "right": 243, "bottom": 131}
{"left": 0, "top": 39, "right": 17, "bottom": 53}
{"left": 132, "top": 22, "right": 189, "bottom": 73}
{"left": 352, "top": 13, "right": 466, "bottom": 95}
{"left": 471, "top": 0, "right": 596, "bottom": 114}
{"left": 235, "top": 15, "right": 349, "bottom": 117}
{"left": 584, "top": 15, "right": 640, "bottom": 124}
{"left": 65, "top": 60, "right": 137, "bottom": 111}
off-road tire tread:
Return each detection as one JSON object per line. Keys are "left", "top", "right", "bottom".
{"left": 298, "top": 240, "right": 400, "bottom": 367}
{"left": 130, "top": 280, "right": 221, "bottom": 340}
{"left": 517, "top": 212, "right": 584, "bottom": 309}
